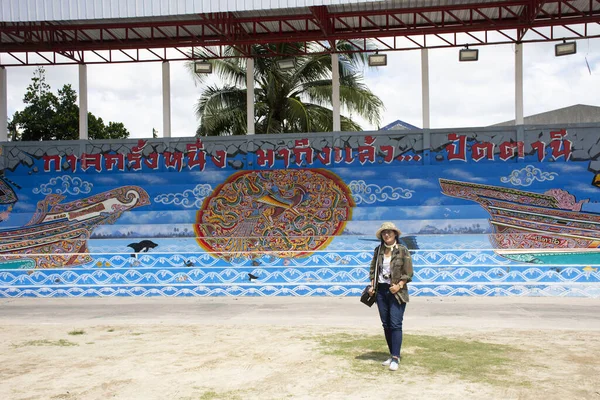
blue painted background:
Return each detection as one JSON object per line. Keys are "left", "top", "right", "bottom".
{"left": 1, "top": 125, "right": 599, "bottom": 297}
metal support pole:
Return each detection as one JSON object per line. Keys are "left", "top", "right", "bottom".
{"left": 515, "top": 43, "right": 524, "bottom": 125}
{"left": 162, "top": 61, "right": 171, "bottom": 138}
{"left": 247, "top": 58, "right": 255, "bottom": 135}
{"left": 78, "top": 64, "right": 88, "bottom": 140}
{"left": 421, "top": 48, "right": 430, "bottom": 129}
{"left": 0, "top": 67, "right": 7, "bottom": 142}
{"left": 332, "top": 51, "right": 341, "bottom": 132}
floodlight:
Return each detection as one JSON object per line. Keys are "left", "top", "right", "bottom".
{"left": 276, "top": 58, "right": 296, "bottom": 71}
{"left": 459, "top": 47, "right": 479, "bottom": 62}
{"left": 194, "top": 61, "right": 212, "bottom": 74}
{"left": 368, "top": 53, "right": 387, "bottom": 67}
{"left": 555, "top": 41, "right": 577, "bottom": 57}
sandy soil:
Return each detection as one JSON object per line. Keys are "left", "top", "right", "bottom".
{"left": 1, "top": 320, "right": 599, "bottom": 400}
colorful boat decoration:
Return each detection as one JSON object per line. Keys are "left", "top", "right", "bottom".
{"left": 0, "top": 185, "right": 150, "bottom": 269}
{"left": 439, "top": 178, "right": 600, "bottom": 264}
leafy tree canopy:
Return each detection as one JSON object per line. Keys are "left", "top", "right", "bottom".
{"left": 8, "top": 67, "right": 130, "bottom": 141}
{"left": 187, "top": 42, "right": 384, "bottom": 136}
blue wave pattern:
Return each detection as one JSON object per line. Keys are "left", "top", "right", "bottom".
{"left": 2, "top": 265, "right": 598, "bottom": 286}
{"left": 59, "top": 250, "right": 510, "bottom": 268}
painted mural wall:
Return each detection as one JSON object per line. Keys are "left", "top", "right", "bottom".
{"left": 1, "top": 124, "right": 599, "bottom": 298}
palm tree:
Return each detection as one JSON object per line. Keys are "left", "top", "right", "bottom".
{"left": 187, "top": 42, "right": 384, "bottom": 136}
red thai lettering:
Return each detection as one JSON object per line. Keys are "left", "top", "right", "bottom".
{"left": 81, "top": 153, "right": 102, "bottom": 172}
{"left": 186, "top": 139, "right": 206, "bottom": 170}
{"left": 278, "top": 148, "right": 292, "bottom": 168}
{"left": 43, "top": 155, "right": 61, "bottom": 172}
{"left": 334, "top": 147, "right": 353, "bottom": 163}
{"left": 144, "top": 152, "right": 160, "bottom": 170}
{"left": 358, "top": 137, "right": 376, "bottom": 164}
{"left": 549, "top": 129, "right": 571, "bottom": 161}
{"left": 531, "top": 141, "right": 546, "bottom": 162}
{"left": 104, "top": 154, "right": 125, "bottom": 171}
{"left": 65, "top": 154, "right": 77, "bottom": 172}
{"left": 132, "top": 139, "right": 147, "bottom": 152}
{"left": 316, "top": 147, "right": 332, "bottom": 165}
{"left": 211, "top": 150, "right": 227, "bottom": 168}
{"left": 127, "top": 153, "right": 143, "bottom": 170}
{"left": 257, "top": 149, "right": 275, "bottom": 168}
{"left": 499, "top": 141, "right": 524, "bottom": 161}
{"left": 446, "top": 133, "right": 467, "bottom": 161}
{"left": 292, "top": 139, "right": 313, "bottom": 166}
{"left": 472, "top": 142, "right": 495, "bottom": 162}
{"left": 380, "top": 145, "right": 394, "bottom": 163}
{"left": 164, "top": 151, "right": 184, "bottom": 172}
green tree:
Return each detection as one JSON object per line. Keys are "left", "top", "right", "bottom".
{"left": 8, "top": 67, "right": 130, "bottom": 141}
{"left": 187, "top": 42, "right": 384, "bottom": 136}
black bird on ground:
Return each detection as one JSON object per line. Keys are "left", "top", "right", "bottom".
{"left": 248, "top": 273, "right": 259, "bottom": 282}
{"left": 127, "top": 240, "right": 158, "bottom": 258}
{"left": 184, "top": 260, "right": 194, "bottom": 267}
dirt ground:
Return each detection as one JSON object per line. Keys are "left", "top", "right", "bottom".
{"left": 0, "top": 297, "right": 599, "bottom": 400}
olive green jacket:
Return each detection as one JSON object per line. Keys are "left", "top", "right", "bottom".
{"left": 369, "top": 243, "right": 414, "bottom": 303}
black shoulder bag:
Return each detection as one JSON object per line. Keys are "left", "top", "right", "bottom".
{"left": 360, "top": 245, "right": 381, "bottom": 307}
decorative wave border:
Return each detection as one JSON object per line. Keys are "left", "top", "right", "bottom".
{"left": 1, "top": 266, "right": 599, "bottom": 286}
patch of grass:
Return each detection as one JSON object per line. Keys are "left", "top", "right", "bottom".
{"left": 68, "top": 329, "right": 85, "bottom": 336}
{"left": 198, "top": 391, "right": 242, "bottom": 400}
{"left": 313, "top": 333, "right": 529, "bottom": 387}
{"left": 107, "top": 328, "right": 115, "bottom": 332}
{"left": 13, "top": 339, "right": 78, "bottom": 348}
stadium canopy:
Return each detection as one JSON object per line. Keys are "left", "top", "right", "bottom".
{"left": 0, "top": 0, "right": 599, "bottom": 140}
{"left": 1, "top": 0, "right": 599, "bottom": 65}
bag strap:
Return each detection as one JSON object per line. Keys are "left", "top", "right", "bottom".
{"left": 373, "top": 244, "right": 382, "bottom": 287}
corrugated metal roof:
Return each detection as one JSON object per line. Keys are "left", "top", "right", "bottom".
{"left": 0, "top": 0, "right": 383, "bottom": 22}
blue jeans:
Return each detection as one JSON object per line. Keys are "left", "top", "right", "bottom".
{"left": 376, "top": 283, "right": 407, "bottom": 358}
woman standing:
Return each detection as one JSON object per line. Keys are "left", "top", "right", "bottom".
{"left": 368, "top": 222, "right": 414, "bottom": 371}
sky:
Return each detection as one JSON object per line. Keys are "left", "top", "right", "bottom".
{"left": 4, "top": 36, "right": 600, "bottom": 139}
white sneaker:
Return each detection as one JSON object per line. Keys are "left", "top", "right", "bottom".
{"left": 381, "top": 358, "right": 392, "bottom": 366}
{"left": 389, "top": 360, "right": 399, "bottom": 371}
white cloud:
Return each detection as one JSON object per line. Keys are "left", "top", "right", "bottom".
{"left": 32, "top": 175, "right": 93, "bottom": 195}
{"left": 445, "top": 169, "right": 486, "bottom": 182}
{"left": 571, "top": 182, "right": 600, "bottom": 194}
{"left": 547, "top": 163, "right": 587, "bottom": 173}
{"left": 334, "top": 168, "right": 377, "bottom": 179}
{"left": 154, "top": 183, "right": 213, "bottom": 208}
{"left": 5, "top": 37, "right": 600, "bottom": 138}
{"left": 392, "top": 177, "right": 438, "bottom": 188}
{"left": 500, "top": 165, "right": 558, "bottom": 186}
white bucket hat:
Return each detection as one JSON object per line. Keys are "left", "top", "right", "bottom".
{"left": 375, "top": 222, "right": 401, "bottom": 240}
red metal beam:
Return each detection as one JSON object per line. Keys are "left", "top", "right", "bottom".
{"left": 0, "top": 0, "right": 598, "bottom": 66}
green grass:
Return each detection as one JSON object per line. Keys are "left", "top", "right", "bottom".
{"left": 68, "top": 329, "right": 85, "bottom": 336}
{"left": 313, "top": 333, "right": 528, "bottom": 387}
{"left": 13, "top": 339, "right": 78, "bottom": 348}
{"left": 198, "top": 390, "right": 242, "bottom": 400}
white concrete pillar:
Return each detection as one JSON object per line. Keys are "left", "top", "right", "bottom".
{"left": 421, "top": 48, "right": 430, "bottom": 129}
{"left": 515, "top": 43, "right": 524, "bottom": 125}
{"left": 162, "top": 61, "right": 171, "bottom": 138}
{"left": 0, "top": 66, "right": 7, "bottom": 142}
{"left": 78, "top": 64, "right": 88, "bottom": 140}
{"left": 332, "top": 52, "right": 341, "bottom": 132}
{"left": 246, "top": 58, "right": 255, "bottom": 135}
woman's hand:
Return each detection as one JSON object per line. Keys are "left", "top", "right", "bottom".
{"left": 390, "top": 281, "right": 404, "bottom": 294}
{"left": 368, "top": 283, "right": 375, "bottom": 296}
